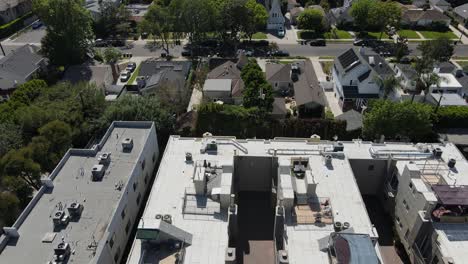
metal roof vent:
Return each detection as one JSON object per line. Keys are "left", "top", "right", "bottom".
{"left": 325, "top": 155, "right": 332, "bottom": 167}
{"left": 122, "top": 138, "right": 134, "bottom": 151}
{"left": 162, "top": 214, "right": 172, "bottom": 224}
{"left": 91, "top": 164, "right": 105, "bottom": 181}
{"left": 333, "top": 142, "right": 344, "bottom": 152}
{"left": 53, "top": 242, "right": 71, "bottom": 263}
{"left": 185, "top": 152, "right": 193, "bottom": 163}
{"left": 67, "top": 202, "right": 83, "bottom": 219}
{"left": 433, "top": 148, "right": 443, "bottom": 159}
{"left": 98, "top": 152, "right": 111, "bottom": 165}
{"left": 448, "top": 158, "right": 456, "bottom": 169}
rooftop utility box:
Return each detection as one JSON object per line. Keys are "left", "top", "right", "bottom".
{"left": 52, "top": 211, "right": 65, "bottom": 227}
{"left": 98, "top": 152, "right": 111, "bottom": 165}
{"left": 67, "top": 202, "right": 83, "bottom": 219}
{"left": 91, "top": 164, "right": 105, "bottom": 181}
{"left": 122, "top": 138, "right": 134, "bottom": 151}
{"left": 201, "top": 140, "right": 218, "bottom": 154}
{"left": 333, "top": 142, "right": 344, "bottom": 152}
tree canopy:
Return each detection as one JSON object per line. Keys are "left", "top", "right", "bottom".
{"left": 33, "top": 0, "right": 94, "bottom": 66}
{"left": 417, "top": 37, "right": 454, "bottom": 63}
{"left": 363, "top": 100, "right": 434, "bottom": 141}
{"left": 297, "top": 8, "right": 326, "bottom": 33}
{"left": 351, "top": 0, "right": 401, "bottom": 34}
{"left": 240, "top": 60, "right": 274, "bottom": 111}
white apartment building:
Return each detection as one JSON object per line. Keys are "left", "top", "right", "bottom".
{"left": 0, "top": 121, "right": 159, "bottom": 264}
{"left": 126, "top": 134, "right": 468, "bottom": 264}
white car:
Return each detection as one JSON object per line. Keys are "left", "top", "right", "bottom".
{"left": 278, "top": 29, "right": 285, "bottom": 38}
{"left": 120, "top": 71, "right": 130, "bottom": 82}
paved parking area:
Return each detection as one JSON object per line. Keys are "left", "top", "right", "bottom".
{"left": 9, "top": 27, "right": 45, "bottom": 44}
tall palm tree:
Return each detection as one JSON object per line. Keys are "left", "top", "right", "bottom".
{"left": 375, "top": 75, "right": 400, "bottom": 99}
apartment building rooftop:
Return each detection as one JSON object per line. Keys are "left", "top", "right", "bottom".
{"left": 0, "top": 121, "right": 157, "bottom": 264}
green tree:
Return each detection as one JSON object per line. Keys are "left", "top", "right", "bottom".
{"left": 0, "top": 192, "right": 20, "bottom": 226}
{"left": 244, "top": 0, "right": 268, "bottom": 40}
{"left": 176, "top": 0, "right": 216, "bottom": 43}
{"left": 368, "top": 1, "right": 401, "bottom": 39}
{"left": 363, "top": 100, "right": 434, "bottom": 141}
{"left": 103, "top": 47, "right": 122, "bottom": 80}
{"left": 241, "top": 60, "right": 274, "bottom": 111}
{"left": 1, "top": 148, "right": 42, "bottom": 190}
{"left": 33, "top": 0, "right": 94, "bottom": 66}
{"left": 37, "top": 120, "right": 72, "bottom": 160}
{"left": 140, "top": 4, "right": 173, "bottom": 54}
{"left": 417, "top": 37, "right": 454, "bottom": 63}
{"left": 2, "top": 176, "right": 33, "bottom": 208}
{"left": 94, "top": 1, "right": 131, "bottom": 38}
{"left": 0, "top": 123, "right": 23, "bottom": 157}
{"left": 297, "top": 8, "right": 326, "bottom": 32}
{"left": 350, "top": 0, "right": 374, "bottom": 29}
{"left": 375, "top": 75, "right": 400, "bottom": 99}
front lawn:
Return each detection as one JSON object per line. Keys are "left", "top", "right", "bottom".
{"left": 397, "top": 30, "right": 420, "bottom": 39}
{"left": 251, "top": 32, "right": 267, "bottom": 39}
{"left": 419, "top": 30, "right": 457, "bottom": 39}
{"left": 456, "top": 61, "right": 468, "bottom": 68}
{"left": 366, "top": 31, "right": 389, "bottom": 39}
{"left": 320, "top": 61, "right": 334, "bottom": 75}
{"left": 127, "top": 64, "right": 141, "bottom": 85}
{"left": 323, "top": 29, "right": 353, "bottom": 39}
{"left": 297, "top": 30, "right": 322, "bottom": 39}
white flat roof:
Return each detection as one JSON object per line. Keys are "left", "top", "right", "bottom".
{"left": 203, "top": 79, "right": 232, "bottom": 92}
{"left": 431, "top": 73, "right": 463, "bottom": 89}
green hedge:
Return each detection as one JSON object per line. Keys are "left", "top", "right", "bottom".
{"left": 0, "top": 12, "right": 34, "bottom": 39}
{"left": 435, "top": 106, "right": 468, "bottom": 129}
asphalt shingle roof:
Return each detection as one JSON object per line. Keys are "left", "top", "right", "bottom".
{"left": 266, "top": 63, "right": 291, "bottom": 83}
{"left": 293, "top": 60, "right": 326, "bottom": 107}
{"left": 402, "top": 9, "right": 450, "bottom": 23}
{"left": 454, "top": 3, "right": 468, "bottom": 20}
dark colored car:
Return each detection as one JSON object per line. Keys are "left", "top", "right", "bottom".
{"left": 309, "top": 39, "right": 326, "bottom": 46}
{"left": 275, "top": 50, "right": 289, "bottom": 57}
{"left": 181, "top": 50, "right": 192, "bottom": 57}
{"left": 32, "top": 20, "right": 43, "bottom": 29}
{"left": 94, "top": 39, "right": 108, "bottom": 47}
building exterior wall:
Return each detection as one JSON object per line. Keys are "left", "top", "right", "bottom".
{"left": 0, "top": 0, "right": 31, "bottom": 24}
{"left": 267, "top": 0, "right": 285, "bottom": 30}
{"left": 203, "top": 90, "right": 231, "bottom": 101}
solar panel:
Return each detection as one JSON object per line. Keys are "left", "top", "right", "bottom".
{"left": 338, "top": 49, "right": 360, "bottom": 69}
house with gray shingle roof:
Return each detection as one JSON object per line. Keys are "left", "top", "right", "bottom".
{"left": 401, "top": 9, "right": 450, "bottom": 27}
{"left": 332, "top": 47, "right": 394, "bottom": 111}
{"left": 266, "top": 63, "right": 292, "bottom": 92}
{"left": 394, "top": 64, "right": 419, "bottom": 92}
{"left": 454, "top": 3, "right": 468, "bottom": 26}
{"left": 0, "top": 44, "right": 46, "bottom": 101}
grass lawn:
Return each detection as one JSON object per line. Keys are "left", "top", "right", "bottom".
{"left": 397, "top": 30, "right": 420, "bottom": 39}
{"left": 127, "top": 64, "right": 141, "bottom": 85}
{"left": 366, "top": 31, "right": 389, "bottom": 39}
{"left": 419, "top": 30, "right": 457, "bottom": 39}
{"left": 319, "top": 56, "right": 335, "bottom": 59}
{"left": 323, "top": 29, "right": 353, "bottom": 39}
{"left": 320, "top": 61, "right": 334, "bottom": 75}
{"left": 456, "top": 61, "right": 468, "bottom": 68}
{"left": 251, "top": 32, "right": 267, "bottom": 39}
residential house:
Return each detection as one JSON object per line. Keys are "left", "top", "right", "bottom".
{"left": 412, "top": 0, "right": 429, "bottom": 8}
{"left": 85, "top": 0, "right": 121, "bottom": 20}
{"left": 63, "top": 64, "right": 114, "bottom": 90}
{"left": 292, "top": 60, "right": 326, "bottom": 117}
{"left": 126, "top": 4, "right": 150, "bottom": 22}
{"left": 327, "top": 5, "right": 354, "bottom": 26}
{"left": 453, "top": 3, "right": 468, "bottom": 26}
{"left": 267, "top": 0, "right": 285, "bottom": 31}
{"left": 430, "top": 0, "right": 452, "bottom": 12}
{"left": 136, "top": 60, "right": 192, "bottom": 101}
{"left": 0, "top": 0, "right": 31, "bottom": 24}
{"left": 332, "top": 48, "right": 394, "bottom": 110}
{"left": 401, "top": 9, "right": 451, "bottom": 27}
{"left": 394, "top": 64, "right": 419, "bottom": 92}
{"left": 290, "top": 7, "right": 304, "bottom": 25}
{"left": 287, "top": 0, "right": 299, "bottom": 11}
{"left": 206, "top": 55, "right": 246, "bottom": 104}
{"left": 266, "top": 63, "right": 293, "bottom": 92}
{"left": 0, "top": 44, "right": 46, "bottom": 101}
{"left": 336, "top": 109, "right": 363, "bottom": 132}
{"left": 202, "top": 79, "right": 232, "bottom": 102}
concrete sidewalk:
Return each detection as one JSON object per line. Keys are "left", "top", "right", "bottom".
{"left": 309, "top": 57, "right": 343, "bottom": 116}
{"left": 451, "top": 25, "right": 468, "bottom": 44}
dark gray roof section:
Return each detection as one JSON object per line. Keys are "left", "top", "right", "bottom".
{"left": 207, "top": 60, "right": 245, "bottom": 97}
{"left": 396, "top": 64, "right": 418, "bottom": 81}
{"left": 358, "top": 70, "right": 371, "bottom": 82}
{"left": 432, "top": 185, "right": 468, "bottom": 206}
{"left": 0, "top": 44, "right": 45, "bottom": 90}
{"left": 437, "top": 62, "right": 456, "bottom": 74}
{"left": 272, "top": 97, "right": 287, "bottom": 116}
{"left": 402, "top": 9, "right": 450, "bottom": 23}
{"left": 293, "top": 60, "right": 326, "bottom": 106}
{"left": 337, "top": 49, "right": 360, "bottom": 71}
{"left": 139, "top": 60, "right": 191, "bottom": 79}
{"left": 454, "top": 3, "right": 468, "bottom": 20}
{"left": 342, "top": 86, "right": 379, "bottom": 99}
{"left": 333, "top": 233, "right": 379, "bottom": 264}
{"left": 266, "top": 63, "right": 291, "bottom": 82}
{"left": 336, "top": 110, "right": 363, "bottom": 131}
{"left": 360, "top": 50, "right": 394, "bottom": 78}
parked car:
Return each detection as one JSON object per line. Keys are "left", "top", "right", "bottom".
{"left": 268, "top": 50, "right": 289, "bottom": 57}
{"left": 126, "top": 62, "right": 137, "bottom": 73}
{"left": 32, "top": 20, "right": 43, "bottom": 29}
{"left": 309, "top": 39, "right": 326, "bottom": 46}
{"left": 278, "top": 29, "right": 285, "bottom": 38}
{"left": 120, "top": 71, "right": 131, "bottom": 82}
{"left": 181, "top": 49, "right": 192, "bottom": 57}
{"left": 94, "top": 39, "right": 108, "bottom": 47}
{"left": 141, "top": 32, "right": 149, "bottom": 39}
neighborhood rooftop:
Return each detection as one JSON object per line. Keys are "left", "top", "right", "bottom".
{"left": 0, "top": 121, "right": 157, "bottom": 264}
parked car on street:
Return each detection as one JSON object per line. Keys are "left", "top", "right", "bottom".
{"left": 32, "top": 20, "right": 43, "bottom": 29}
{"left": 278, "top": 29, "right": 285, "bottom": 38}
{"left": 309, "top": 39, "right": 326, "bottom": 46}
{"left": 126, "top": 62, "right": 136, "bottom": 73}
{"left": 94, "top": 39, "right": 108, "bottom": 47}
{"left": 120, "top": 71, "right": 131, "bottom": 82}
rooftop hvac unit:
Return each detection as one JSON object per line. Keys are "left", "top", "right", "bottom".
{"left": 448, "top": 158, "right": 456, "bottom": 169}
{"left": 163, "top": 214, "right": 172, "bottom": 224}
{"left": 98, "top": 152, "right": 111, "bottom": 165}
{"left": 333, "top": 142, "right": 344, "bottom": 152}
{"left": 122, "top": 138, "right": 134, "bottom": 151}
{"left": 53, "top": 242, "right": 71, "bottom": 262}
{"left": 325, "top": 155, "right": 332, "bottom": 167}
{"left": 52, "top": 211, "right": 64, "bottom": 226}
{"left": 67, "top": 202, "right": 83, "bottom": 219}
{"left": 185, "top": 152, "right": 193, "bottom": 163}
{"left": 433, "top": 148, "right": 443, "bottom": 159}
{"left": 91, "top": 164, "right": 105, "bottom": 181}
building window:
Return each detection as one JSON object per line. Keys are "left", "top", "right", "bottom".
{"left": 145, "top": 173, "right": 149, "bottom": 184}
{"left": 133, "top": 181, "right": 138, "bottom": 191}
{"left": 125, "top": 220, "right": 131, "bottom": 234}
{"left": 368, "top": 165, "right": 374, "bottom": 171}
{"left": 137, "top": 193, "right": 142, "bottom": 205}
{"left": 142, "top": 159, "right": 146, "bottom": 170}
{"left": 409, "top": 182, "right": 413, "bottom": 190}
{"left": 121, "top": 206, "right": 126, "bottom": 219}
{"left": 152, "top": 152, "right": 156, "bottom": 162}
{"left": 404, "top": 229, "right": 410, "bottom": 240}
{"left": 109, "top": 233, "right": 115, "bottom": 248}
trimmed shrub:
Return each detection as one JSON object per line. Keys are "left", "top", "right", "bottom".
{"left": 435, "top": 106, "right": 468, "bottom": 129}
